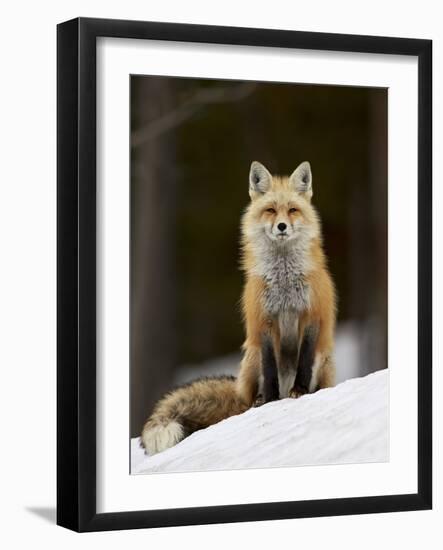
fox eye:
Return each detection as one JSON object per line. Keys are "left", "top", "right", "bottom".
{"left": 289, "top": 208, "right": 298, "bottom": 214}
{"left": 266, "top": 208, "right": 276, "bottom": 214}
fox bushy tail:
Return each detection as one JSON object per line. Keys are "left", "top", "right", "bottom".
{"left": 141, "top": 375, "right": 248, "bottom": 455}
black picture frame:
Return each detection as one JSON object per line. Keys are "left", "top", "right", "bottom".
{"left": 57, "top": 17, "right": 432, "bottom": 532}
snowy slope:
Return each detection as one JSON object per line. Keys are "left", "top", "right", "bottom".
{"left": 131, "top": 369, "right": 389, "bottom": 474}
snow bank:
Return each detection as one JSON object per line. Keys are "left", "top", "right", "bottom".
{"left": 131, "top": 369, "right": 388, "bottom": 475}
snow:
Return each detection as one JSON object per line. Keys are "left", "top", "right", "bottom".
{"left": 131, "top": 369, "right": 389, "bottom": 474}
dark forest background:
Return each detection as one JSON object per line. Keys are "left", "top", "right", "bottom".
{"left": 130, "top": 76, "right": 387, "bottom": 437}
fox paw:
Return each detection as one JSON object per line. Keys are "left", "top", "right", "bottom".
{"left": 254, "top": 395, "right": 265, "bottom": 407}
{"left": 289, "top": 386, "right": 308, "bottom": 399}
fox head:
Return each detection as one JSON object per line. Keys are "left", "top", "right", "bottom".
{"left": 243, "top": 161, "right": 320, "bottom": 245}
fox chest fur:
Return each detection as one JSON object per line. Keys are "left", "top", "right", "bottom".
{"left": 254, "top": 243, "right": 311, "bottom": 318}
{"left": 254, "top": 245, "right": 314, "bottom": 400}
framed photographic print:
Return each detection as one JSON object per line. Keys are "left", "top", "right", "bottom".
{"left": 57, "top": 17, "right": 432, "bottom": 532}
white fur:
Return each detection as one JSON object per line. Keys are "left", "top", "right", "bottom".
{"left": 141, "top": 421, "right": 184, "bottom": 455}
{"left": 278, "top": 370, "right": 296, "bottom": 398}
{"left": 278, "top": 310, "right": 299, "bottom": 340}
{"left": 309, "top": 353, "right": 323, "bottom": 393}
{"left": 257, "top": 372, "right": 264, "bottom": 397}
{"left": 250, "top": 235, "right": 313, "bottom": 315}
{"left": 278, "top": 313, "right": 299, "bottom": 397}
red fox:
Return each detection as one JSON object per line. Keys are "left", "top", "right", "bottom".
{"left": 237, "top": 161, "right": 336, "bottom": 407}
{"left": 140, "top": 161, "right": 336, "bottom": 455}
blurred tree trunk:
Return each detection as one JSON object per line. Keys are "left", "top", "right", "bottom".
{"left": 348, "top": 90, "right": 387, "bottom": 376}
{"left": 131, "top": 78, "right": 177, "bottom": 437}
{"left": 367, "top": 91, "right": 388, "bottom": 373}
{"left": 348, "top": 159, "right": 372, "bottom": 375}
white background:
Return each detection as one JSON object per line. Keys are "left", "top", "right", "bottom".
{"left": 0, "top": 0, "right": 440, "bottom": 548}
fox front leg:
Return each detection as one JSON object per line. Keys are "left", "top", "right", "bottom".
{"left": 290, "top": 324, "right": 319, "bottom": 398}
{"left": 261, "top": 332, "right": 279, "bottom": 403}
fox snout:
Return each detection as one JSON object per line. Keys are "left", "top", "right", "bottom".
{"left": 271, "top": 218, "right": 293, "bottom": 241}
{"left": 276, "top": 221, "right": 289, "bottom": 240}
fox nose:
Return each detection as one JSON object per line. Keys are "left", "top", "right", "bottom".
{"left": 277, "top": 222, "right": 287, "bottom": 232}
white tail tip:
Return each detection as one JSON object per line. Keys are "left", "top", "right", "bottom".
{"left": 141, "top": 421, "right": 184, "bottom": 455}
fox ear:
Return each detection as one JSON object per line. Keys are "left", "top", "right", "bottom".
{"left": 289, "top": 161, "right": 313, "bottom": 199}
{"left": 249, "top": 161, "right": 272, "bottom": 198}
